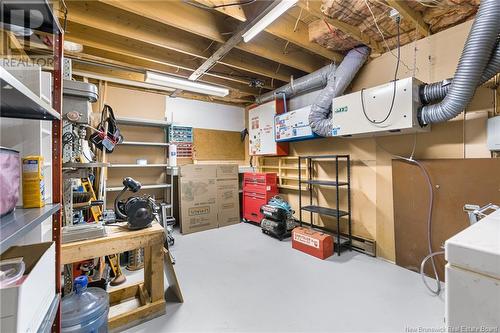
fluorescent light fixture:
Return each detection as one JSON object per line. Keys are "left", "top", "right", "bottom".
{"left": 145, "top": 71, "right": 229, "bottom": 97}
{"left": 242, "top": 0, "right": 298, "bottom": 43}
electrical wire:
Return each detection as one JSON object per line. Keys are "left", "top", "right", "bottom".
{"left": 184, "top": 0, "right": 256, "bottom": 10}
{"left": 363, "top": 0, "right": 412, "bottom": 72}
{"left": 375, "top": 139, "right": 442, "bottom": 295}
{"left": 360, "top": 16, "right": 400, "bottom": 125}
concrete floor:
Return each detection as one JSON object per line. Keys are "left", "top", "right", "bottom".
{"left": 124, "top": 223, "right": 445, "bottom": 333}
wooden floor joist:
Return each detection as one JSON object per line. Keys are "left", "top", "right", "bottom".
{"left": 64, "top": 1, "right": 299, "bottom": 83}
{"left": 98, "top": 0, "right": 329, "bottom": 73}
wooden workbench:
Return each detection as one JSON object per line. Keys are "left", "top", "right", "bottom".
{"left": 62, "top": 222, "right": 166, "bottom": 330}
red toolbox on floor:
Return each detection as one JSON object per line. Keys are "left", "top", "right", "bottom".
{"left": 242, "top": 172, "right": 278, "bottom": 224}
{"left": 292, "top": 227, "right": 334, "bottom": 260}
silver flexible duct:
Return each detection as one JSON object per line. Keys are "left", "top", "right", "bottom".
{"left": 420, "top": 0, "right": 500, "bottom": 125}
{"left": 421, "top": 40, "right": 500, "bottom": 104}
{"left": 255, "top": 63, "right": 336, "bottom": 104}
{"left": 309, "top": 46, "right": 370, "bottom": 136}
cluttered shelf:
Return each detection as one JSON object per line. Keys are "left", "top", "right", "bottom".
{"left": 0, "top": 204, "right": 61, "bottom": 253}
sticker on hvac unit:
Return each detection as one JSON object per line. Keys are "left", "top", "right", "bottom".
{"left": 274, "top": 106, "right": 318, "bottom": 142}
{"left": 331, "top": 127, "right": 341, "bottom": 136}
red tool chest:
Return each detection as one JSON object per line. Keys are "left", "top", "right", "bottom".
{"left": 292, "top": 227, "right": 334, "bottom": 260}
{"left": 242, "top": 172, "right": 278, "bottom": 224}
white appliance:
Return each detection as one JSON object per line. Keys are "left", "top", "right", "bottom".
{"left": 331, "top": 77, "right": 429, "bottom": 137}
{"left": 487, "top": 116, "right": 500, "bottom": 151}
{"left": 445, "top": 209, "right": 500, "bottom": 330}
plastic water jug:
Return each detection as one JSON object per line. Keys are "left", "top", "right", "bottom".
{"left": 61, "top": 276, "right": 109, "bottom": 333}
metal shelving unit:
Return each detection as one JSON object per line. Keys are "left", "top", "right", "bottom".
{"left": 121, "top": 141, "right": 170, "bottom": 147}
{"left": 106, "top": 117, "right": 175, "bottom": 225}
{"left": 0, "top": 204, "right": 61, "bottom": 253}
{"left": 298, "top": 155, "right": 352, "bottom": 256}
{"left": 0, "top": 67, "right": 60, "bottom": 120}
{"left": 37, "top": 294, "right": 61, "bottom": 333}
{"left": 116, "top": 117, "right": 170, "bottom": 128}
{"left": 0, "top": 1, "right": 63, "bottom": 331}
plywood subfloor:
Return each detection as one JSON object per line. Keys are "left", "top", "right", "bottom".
{"left": 123, "top": 223, "right": 444, "bottom": 332}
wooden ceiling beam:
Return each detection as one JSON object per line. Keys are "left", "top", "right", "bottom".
{"left": 297, "top": 0, "right": 384, "bottom": 54}
{"left": 98, "top": 0, "right": 328, "bottom": 73}
{"left": 63, "top": 22, "right": 276, "bottom": 91}
{"left": 66, "top": 47, "right": 263, "bottom": 96}
{"left": 66, "top": 44, "right": 263, "bottom": 98}
{"left": 194, "top": 0, "right": 343, "bottom": 62}
{"left": 385, "top": 0, "right": 430, "bottom": 37}
{"left": 192, "top": 0, "right": 248, "bottom": 22}
{"left": 187, "top": 1, "right": 284, "bottom": 81}
{"left": 64, "top": 1, "right": 296, "bottom": 83}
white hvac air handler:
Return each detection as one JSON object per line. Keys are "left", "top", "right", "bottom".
{"left": 331, "top": 77, "right": 429, "bottom": 137}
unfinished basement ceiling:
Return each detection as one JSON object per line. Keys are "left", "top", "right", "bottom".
{"left": 17, "top": 0, "right": 475, "bottom": 106}
{"left": 309, "top": 0, "right": 479, "bottom": 53}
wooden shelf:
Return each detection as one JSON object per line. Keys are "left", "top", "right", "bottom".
{"left": 258, "top": 156, "right": 308, "bottom": 191}
{"left": 121, "top": 141, "right": 169, "bottom": 147}
{"left": 116, "top": 117, "right": 170, "bottom": 128}
{"left": 0, "top": 204, "right": 61, "bottom": 253}
{"left": 106, "top": 184, "right": 172, "bottom": 192}
{"left": 0, "top": 67, "right": 60, "bottom": 121}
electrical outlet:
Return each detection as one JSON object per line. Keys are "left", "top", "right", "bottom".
{"left": 389, "top": 8, "right": 401, "bottom": 21}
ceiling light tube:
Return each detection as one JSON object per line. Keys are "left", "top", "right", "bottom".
{"left": 145, "top": 71, "right": 229, "bottom": 97}
{"left": 242, "top": 0, "right": 298, "bottom": 43}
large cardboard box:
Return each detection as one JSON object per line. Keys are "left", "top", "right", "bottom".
{"left": 0, "top": 242, "right": 55, "bottom": 332}
{"left": 180, "top": 164, "right": 240, "bottom": 234}
{"left": 180, "top": 164, "right": 217, "bottom": 179}
{"left": 216, "top": 164, "right": 239, "bottom": 179}
{"left": 217, "top": 178, "right": 240, "bottom": 227}
{"left": 179, "top": 177, "right": 218, "bottom": 234}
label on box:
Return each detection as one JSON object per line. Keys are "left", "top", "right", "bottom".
{"left": 293, "top": 233, "right": 320, "bottom": 248}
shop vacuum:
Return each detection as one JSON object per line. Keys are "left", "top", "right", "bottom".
{"left": 260, "top": 196, "right": 297, "bottom": 240}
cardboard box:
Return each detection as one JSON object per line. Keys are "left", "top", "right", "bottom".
{"left": 0, "top": 242, "right": 55, "bottom": 332}
{"left": 217, "top": 178, "right": 240, "bottom": 227}
{"left": 180, "top": 164, "right": 240, "bottom": 233}
{"left": 292, "top": 227, "right": 333, "bottom": 260}
{"left": 179, "top": 177, "right": 217, "bottom": 234}
{"left": 180, "top": 164, "right": 217, "bottom": 179}
{"left": 216, "top": 164, "right": 239, "bottom": 179}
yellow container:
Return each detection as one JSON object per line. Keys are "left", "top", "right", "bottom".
{"left": 22, "top": 156, "right": 45, "bottom": 208}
